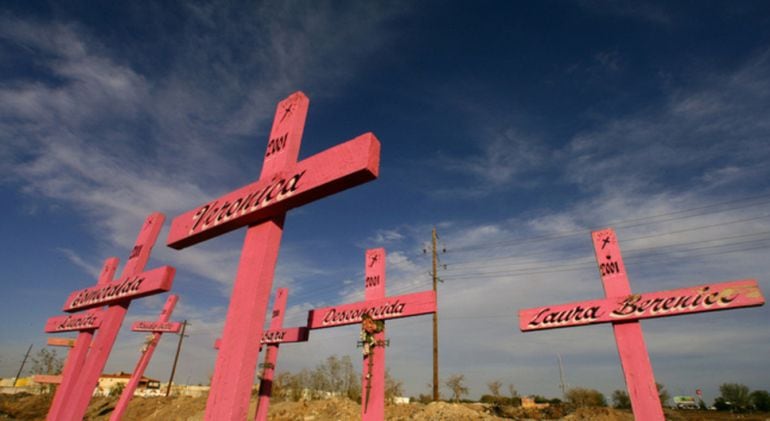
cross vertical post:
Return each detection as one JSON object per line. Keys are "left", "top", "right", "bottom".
{"left": 362, "top": 248, "right": 386, "bottom": 420}
{"left": 590, "top": 228, "right": 663, "bottom": 420}
{"left": 254, "top": 288, "right": 288, "bottom": 421}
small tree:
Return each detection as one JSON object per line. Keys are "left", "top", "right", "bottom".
{"left": 29, "top": 348, "right": 64, "bottom": 376}
{"left": 750, "top": 390, "right": 770, "bottom": 411}
{"left": 487, "top": 380, "right": 502, "bottom": 398}
{"left": 445, "top": 374, "right": 469, "bottom": 402}
{"left": 612, "top": 389, "right": 631, "bottom": 409}
{"left": 720, "top": 383, "right": 751, "bottom": 411}
{"left": 29, "top": 348, "right": 65, "bottom": 395}
{"left": 565, "top": 387, "right": 607, "bottom": 407}
{"left": 385, "top": 370, "right": 403, "bottom": 402}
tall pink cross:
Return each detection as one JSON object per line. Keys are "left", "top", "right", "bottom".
{"left": 306, "top": 248, "right": 437, "bottom": 420}
{"left": 110, "top": 294, "right": 182, "bottom": 421}
{"left": 254, "top": 288, "right": 308, "bottom": 421}
{"left": 45, "top": 257, "right": 119, "bottom": 420}
{"left": 519, "top": 228, "right": 765, "bottom": 420}
{"left": 167, "top": 91, "right": 380, "bottom": 420}
{"left": 58, "top": 213, "right": 176, "bottom": 421}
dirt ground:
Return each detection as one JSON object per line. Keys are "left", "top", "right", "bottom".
{"left": 2, "top": 393, "right": 769, "bottom": 420}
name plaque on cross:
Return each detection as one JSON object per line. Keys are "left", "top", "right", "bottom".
{"left": 307, "top": 290, "right": 436, "bottom": 329}
{"left": 45, "top": 311, "right": 103, "bottom": 332}
{"left": 132, "top": 321, "right": 183, "bottom": 333}
{"left": 521, "top": 279, "right": 763, "bottom": 331}
{"left": 62, "top": 266, "right": 175, "bottom": 312}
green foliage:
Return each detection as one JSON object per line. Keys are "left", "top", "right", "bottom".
{"left": 656, "top": 383, "right": 670, "bottom": 407}
{"left": 612, "top": 390, "right": 631, "bottom": 409}
{"left": 109, "top": 382, "right": 126, "bottom": 397}
{"left": 750, "top": 390, "right": 770, "bottom": 411}
{"left": 565, "top": 387, "right": 607, "bottom": 408}
{"left": 719, "top": 383, "right": 751, "bottom": 411}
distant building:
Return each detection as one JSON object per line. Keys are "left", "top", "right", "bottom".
{"left": 522, "top": 396, "right": 550, "bottom": 409}
{"left": 94, "top": 371, "right": 162, "bottom": 397}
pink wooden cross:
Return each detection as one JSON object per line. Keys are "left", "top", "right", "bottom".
{"left": 306, "top": 248, "right": 437, "bottom": 420}
{"left": 166, "top": 91, "right": 380, "bottom": 420}
{"left": 518, "top": 228, "right": 765, "bottom": 420}
{"left": 32, "top": 337, "right": 78, "bottom": 386}
{"left": 254, "top": 288, "right": 308, "bottom": 421}
{"left": 59, "top": 213, "right": 176, "bottom": 421}
{"left": 110, "top": 294, "right": 182, "bottom": 421}
{"left": 45, "top": 257, "right": 119, "bottom": 420}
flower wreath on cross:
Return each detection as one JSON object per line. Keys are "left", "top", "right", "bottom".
{"left": 360, "top": 313, "right": 384, "bottom": 357}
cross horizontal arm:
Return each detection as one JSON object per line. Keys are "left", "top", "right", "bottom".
{"left": 47, "top": 337, "right": 76, "bottom": 347}
{"left": 167, "top": 133, "right": 380, "bottom": 249}
{"left": 61, "top": 266, "right": 175, "bottom": 312}
{"left": 307, "top": 290, "right": 436, "bottom": 329}
{"left": 45, "top": 311, "right": 103, "bottom": 332}
{"left": 260, "top": 326, "right": 309, "bottom": 344}
{"left": 519, "top": 279, "right": 764, "bottom": 332}
{"left": 131, "top": 321, "right": 183, "bottom": 333}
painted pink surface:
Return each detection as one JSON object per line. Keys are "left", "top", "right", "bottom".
{"left": 519, "top": 279, "right": 764, "bottom": 331}
{"left": 131, "top": 321, "right": 183, "bottom": 333}
{"left": 254, "top": 288, "right": 288, "bottom": 421}
{"left": 45, "top": 311, "right": 103, "bottom": 332}
{"left": 166, "top": 132, "right": 380, "bottom": 249}
{"left": 111, "top": 294, "right": 179, "bottom": 421}
{"left": 47, "top": 337, "right": 76, "bottom": 347}
{"left": 591, "top": 229, "right": 664, "bottom": 421}
{"left": 33, "top": 375, "right": 62, "bottom": 384}
{"left": 60, "top": 213, "right": 172, "bottom": 421}
{"left": 362, "top": 248, "right": 386, "bottom": 420}
{"left": 62, "top": 265, "right": 175, "bottom": 312}
{"left": 307, "top": 290, "right": 437, "bottom": 329}
{"left": 47, "top": 257, "right": 119, "bottom": 421}
{"left": 168, "top": 91, "right": 379, "bottom": 421}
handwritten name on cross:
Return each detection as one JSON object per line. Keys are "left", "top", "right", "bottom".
{"left": 518, "top": 228, "right": 765, "bottom": 421}
{"left": 60, "top": 213, "right": 175, "bottom": 421}
{"left": 167, "top": 91, "right": 380, "bottom": 420}
{"left": 45, "top": 257, "right": 119, "bottom": 420}
{"left": 306, "top": 248, "right": 437, "bottom": 421}
{"left": 254, "top": 288, "right": 308, "bottom": 421}
{"left": 111, "top": 294, "right": 181, "bottom": 421}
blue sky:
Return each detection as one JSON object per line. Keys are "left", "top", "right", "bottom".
{"left": 1, "top": 0, "right": 769, "bottom": 403}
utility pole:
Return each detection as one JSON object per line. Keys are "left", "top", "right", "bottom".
{"left": 557, "top": 353, "right": 566, "bottom": 398}
{"left": 432, "top": 228, "right": 439, "bottom": 402}
{"left": 12, "top": 344, "right": 33, "bottom": 387}
{"left": 166, "top": 320, "right": 188, "bottom": 397}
